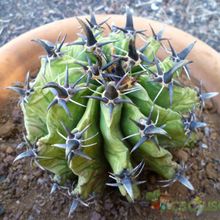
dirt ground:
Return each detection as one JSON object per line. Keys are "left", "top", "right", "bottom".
{"left": 0, "top": 84, "right": 220, "bottom": 220}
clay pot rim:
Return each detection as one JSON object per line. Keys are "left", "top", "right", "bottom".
{"left": 0, "top": 14, "right": 220, "bottom": 112}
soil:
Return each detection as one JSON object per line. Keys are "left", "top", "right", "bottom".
{"left": 0, "top": 82, "right": 220, "bottom": 220}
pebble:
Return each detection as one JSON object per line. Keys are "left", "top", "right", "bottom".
{"left": 3, "top": 155, "right": 14, "bottom": 164}
{"left": 192, "top": 163, "right": 198, "bottom": 171}
{"left": 204, "top": 127, "right": 210, "bottom": 137}
{"left": 35, "top": 195, "right": 47, "bottom": 207}
{"left": 33, "top": 170, "right": 43, "bottom": 178}
{"left": 104, "top": 200, "right": 113, "bottom": 210}
{"left": 198, "top": 171, "right": 203, "bottom": 181}
{"left": 214, "top": 183, "right": 220, "bottom": 193}
{"left": 0, "top": 175, "right": 6, "bottom": 182}
{"left": 119, "top": 207, "right": 126, "bottom": 216}
{"left": 6, "top": 146, "right": 14, "bottom": 154}
{"left": 12, "top": 107, "right": 22, "bottom": 123}
{"left": 0, "top": 144, "right": 7, "bottom": 153}
{"left": 151, "top": 3, "right": 160, "bottom": 11}
{"left": 211, "top": 132, "right": 217, "bottom": 141}
{"left": 91, "top": 211, "right": 102, "bottom": 220}
{"left": 173, "top": 150, "right": 189, "bottom": 162}
{"left": 206, "top": 163, "right": 218, "bottom": 180}
{"left": 0, "top": 204, "right": 5, "bottom": 216}
{"left": 200, "top": 160, "right": 206, "bottom": 167}
{"left": 14, "top": 210, "right": 23, "bottom": 220}
{"left": 33, "top": 204, "right": 41, "bottom": 215}
{"left": 22, "top": 175, "right": 28, "bottom": 182}
{"left": 37, "top": 178, "right": 46, "bottom": 185}
{"left": 0, "top": 120, "right": 15, "bottom": 138}
{"left": 199, "top": 142, "right": 208, "bottom": 149}
{"left": 110, "top": 209, "right": 117, "bottom": 217}
{"left": 27, "top": 215, "right": 35, "bottom": 220}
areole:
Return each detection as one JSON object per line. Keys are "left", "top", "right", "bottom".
{"left": 0, "top": 14, "right": 220, "bottom": 113}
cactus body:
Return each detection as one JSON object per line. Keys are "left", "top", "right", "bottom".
{"left": 10, "top": 9, "right": 218, "bottom": 214}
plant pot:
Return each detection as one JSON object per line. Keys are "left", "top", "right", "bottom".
{"left": 0, "top": 15, "right": 220, "bottom": 112}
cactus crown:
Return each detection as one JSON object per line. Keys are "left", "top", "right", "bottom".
{"left": 9, "top": 8, "right": 218, "bottom": 216}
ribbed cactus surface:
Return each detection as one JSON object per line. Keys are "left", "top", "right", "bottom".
{"left": 9, "top": 9, "right": 218, "bottom": 216}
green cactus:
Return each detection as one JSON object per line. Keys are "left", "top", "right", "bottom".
{"left": 10, "top": 8, "right": 218, "bottom": 216}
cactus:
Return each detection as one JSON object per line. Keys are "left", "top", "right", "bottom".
{"left": 9, "top": 8, "right": 218, "bottom": 215}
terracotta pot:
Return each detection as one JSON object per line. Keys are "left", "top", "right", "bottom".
{"left": 0, "top": 15, "right": 220, "bottom": 112}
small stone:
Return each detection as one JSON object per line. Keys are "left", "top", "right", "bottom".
{"left": 198, "top": 171, "right": 203, "bottom": 181}
{"left": 199, "top": 142, "right": 208, "bottom": 149}
{"left": 173, "top": 150, "right": 189, "bottom": 162}
{"left": 104, "top": 200, "right": 113, "bottom": 210}
{"left": 14, "top": 210, "right": 23, "bottom": 220}
{"left": 33, "top": 170, "right": 43, "bottom": 178}
{"left": 192, "top": 163, "right": 198, "bottom": 171}
{"left": 211, "top": 132, "right": 217, "bottom": 141}
{"left": 12, "top": 107, "right": 22, "bottom": 123}
{"left": 214, "top": 183, "right": 220, "bottom": 193}
{"left": 3, "top": 155, "right": 14, "bottom": 163}
{"left": 204, "top": 100, "right": 213, "bottom": 110}
{"left": 6, "top": 146, "right": 14, "bottom": 154}
{"left": 0, "top": 120, "right": 15, "bottom": 138}
{"left": 119, "top": 207, "right": 126, "bottom": 216}
{"left": 22, "top": 175, "right": 28, "bottom": 182}
{"left": 206, "top": 163, "right": 218, "bottom": 180}
{"left": 37, "top": 178, "right": 46, "bottom": 185}
{"left": 151, "top": 3, "right": 159, "bottom": 11}
{"left": 0, "top": 175, "right": 6, "bottom": 183}
{"left": 91, "top": 211, "right": 102, "bottom": 220}
{"left": 204, "top": 127, "right": 210, "bottom": 137}
{"left": 110, "top": 209, "right": 117, "bottom": 217}
{"left": 33, "top": 204, "right": 41, "bottom": 215}
{"left": 0, "top": 204, "right": 5, "bottom": 216}
{"left": 27, "top": 215, "right": 35, "bottom": 220}
{"left": 0, "top": 144, "right": 7, "bottom": 152}
{"left": 200, "top": 160, "right": 206, "bottom": 167}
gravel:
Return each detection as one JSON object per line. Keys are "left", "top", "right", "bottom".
{"left": 0, "top": 0, "right": 220, "bottom": 51}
